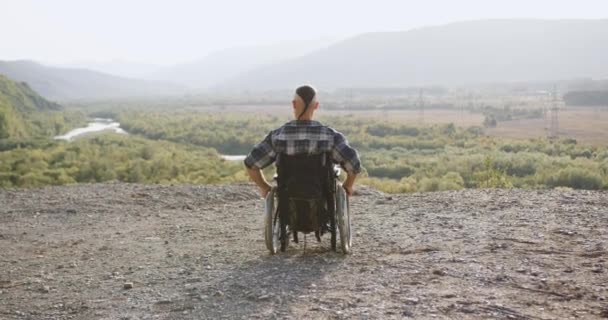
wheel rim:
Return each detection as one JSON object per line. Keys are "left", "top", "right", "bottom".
{"left": 265, "top": 188, "right": 280, "bottom": 254}
{"left": 337, "top": 186, "right": 351, "bottom": 254}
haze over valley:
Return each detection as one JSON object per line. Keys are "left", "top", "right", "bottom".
{"left": 1, "top": 19, "right": 608, "bottom": 100}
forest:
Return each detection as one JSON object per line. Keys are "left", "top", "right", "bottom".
{"left": 1, "top": 75, "right": 607, "bottom": 194}
{"left": 3, "top": 104, "right": 605, "bottom": 192}
{"left": 116, "top": 111, "right": 608, "bottom": 192}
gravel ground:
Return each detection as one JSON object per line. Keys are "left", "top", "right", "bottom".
{"left": 1, "top": 183, "right": 607, "bottom": 319}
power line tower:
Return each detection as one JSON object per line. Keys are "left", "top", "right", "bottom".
{"left": 549, "top": 85, "right": 559, "bottom": 139}
{"left": 418, "top": 88, "right": 424, "bottom": 124}
{"left": 542, "top": 93, "right": 549, "bottom": 131}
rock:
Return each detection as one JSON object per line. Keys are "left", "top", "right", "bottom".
{"left": 432, "top": 269, "right": 446, "bottom": 276}
{"left": 214, "top": 290, "right": 224, "bottom": 297}
{"left": 402, "top": 310, "right": 414, "bottom": 317}
{"left": 123, "top": 282, "right": 134, "bottom": 289}
{"left": 404, "top": 297, "right": 419, "bottom": 305}
{"left": 258, "top": 294, "right": 271, "bottom": 301}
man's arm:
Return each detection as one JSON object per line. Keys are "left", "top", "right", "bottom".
{"left": 246, "top": 166, "right": 272, "bottom": 198}
{"left": 331, "top": 132, "right": 361, "bottom": 196}
{"left": 244, "top": 131, "right": 276, "bottom": 198}
{"left": 342, "top": 172, "right": 357, "bottom": 196}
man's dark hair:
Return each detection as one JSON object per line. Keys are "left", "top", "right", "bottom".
{"left": 295, "top": 85, "right": 316, "bottom": 119}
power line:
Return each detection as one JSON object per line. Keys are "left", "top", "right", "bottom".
{"left": 418, "top": 88, "right": 424, "bottom": 124}
{"left": 549, "top": 84, "right": 559, "bottom": 139}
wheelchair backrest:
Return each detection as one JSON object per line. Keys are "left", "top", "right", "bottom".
{"left": 276, "top": 153, "right": 335, "bottom": 233}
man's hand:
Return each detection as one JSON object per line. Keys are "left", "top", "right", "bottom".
{"left": 260, "top": 183, "right": 272, "bottom": 198}
{"left": 342, "top": 183, "right": 354, "bottom": 196}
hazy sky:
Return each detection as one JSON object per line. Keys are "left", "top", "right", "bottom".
{"left": 1, "top": 0, "right": 607, "bottom": 65}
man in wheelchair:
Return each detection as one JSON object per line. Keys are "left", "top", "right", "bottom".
{"left": 244, "top": 85, "right": 361, "bottom": 253}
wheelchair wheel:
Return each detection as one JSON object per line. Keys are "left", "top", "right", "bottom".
{"left": 336, "top": 185, "right": 352, "bottom": 254}
{"left": 264, "top": 187, "right": 280, "bottom": 254}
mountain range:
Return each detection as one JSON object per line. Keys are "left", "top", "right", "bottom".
{"left": 0, "top": 60, "right": 183, "bottom": 100}
{"left": 220, "top": 19, "right": 608, "bottom": 90}
{"left": 1, "top": 19, "right": 607, "bottom": 99}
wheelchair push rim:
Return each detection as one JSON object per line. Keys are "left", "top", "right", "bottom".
{"left": 264, "top": 187, "right": 280, "bottom": 254}
{"left": 336, "top": 184, "right": 352, "bottom": 254}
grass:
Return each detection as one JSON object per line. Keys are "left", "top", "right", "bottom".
{"left": 486, "top": 107, "right": 608, "bottom": 146}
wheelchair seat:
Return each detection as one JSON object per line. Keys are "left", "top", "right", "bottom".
{"left": 264, "top": 152, "right": 351, "bottom": 254}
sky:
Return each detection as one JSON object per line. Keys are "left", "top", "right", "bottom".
{"left": 1, "top": 0, "right": 607, "bottom": 66}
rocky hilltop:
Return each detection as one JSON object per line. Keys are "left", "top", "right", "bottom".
{"left": 1, "top": 183, "right": 607, "bottom": 319}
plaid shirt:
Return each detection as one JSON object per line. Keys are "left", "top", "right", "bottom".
{"left": 244, "top": 120, "right": 362, "bottom": 174}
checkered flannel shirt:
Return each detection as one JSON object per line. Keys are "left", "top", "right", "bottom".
{"left": 244, "top": 120, "right": 362, "bottom": 174}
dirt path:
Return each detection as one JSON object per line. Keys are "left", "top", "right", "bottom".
{"left": 1, "top": 183, "right": 607, "bottom": 319}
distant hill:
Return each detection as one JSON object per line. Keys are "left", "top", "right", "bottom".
{"left": 0, "top": 60, "right": 184, "bottom": 100}
{"left": 148, "top": 38, "right": 339, "bottom": 89}
{"left": 62, "top": 60, "right": 162, "bottom": 79}
{"left": 220, "top": 19, "right": 608, "bottom": 91}
{"left": 0, "top": 74, "right": 62, "bottom": 139}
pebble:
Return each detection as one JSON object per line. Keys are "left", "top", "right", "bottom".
{"left": 123, "top": 282, "right": 134, "bottom": 289}
{"left": 432, "top": 269, "right": 446, "bottom": 276}
{"left": 40, "top": 285, "right": 50, "bottom": 293}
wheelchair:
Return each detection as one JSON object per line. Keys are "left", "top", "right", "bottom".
{"left": 264, "top": 153, "right": 352, "bottom": 254}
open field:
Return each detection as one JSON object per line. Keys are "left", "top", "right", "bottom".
{"left": 172, "top": 104, "right": 484, "bottom": 127}
{"left": 486, "top": 107, "right": 608, "bottom": 146}
{"left": 1, "top": 183, "right": 607, "bottom": 319}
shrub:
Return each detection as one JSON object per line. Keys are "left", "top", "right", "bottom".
{"left": 439, "top": 172, "right": 465, "bottom": 191}
{"left": 545, "top": 167, "right": 603, "bottom": 190}
{"left": 419, "top": 177, "right": 441, "bottom": 192}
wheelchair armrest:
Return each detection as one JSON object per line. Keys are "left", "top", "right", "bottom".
{"left": 333, "top": 165, "right": 341, "bottom": 178}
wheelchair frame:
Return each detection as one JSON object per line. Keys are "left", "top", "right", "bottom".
{"left": 264, "top": 153, "right": 351, "bottom": 254}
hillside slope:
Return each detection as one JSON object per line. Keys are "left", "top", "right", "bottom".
{"left": 222, "top": 19, "right": 608, "bottom": 90}
{"left": 148, "top": 38, "right": 338, "bottom": 89}
{"left": 1, "top": 183, "right": 607, "bottom": 319}
{"left": 0, "top": 60, "right": 184, "bottom": 100}
{"left": 0, "top": 74, "right": 62, "bottom": 139}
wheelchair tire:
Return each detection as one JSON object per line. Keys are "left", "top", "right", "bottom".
{"left": 264, "top": 187, "right": 280, "bottom": 254}
{"left": 336, "top": 185, "right": 352, "bottom": 254}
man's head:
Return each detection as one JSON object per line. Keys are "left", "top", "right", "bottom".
{"left": 292, "top": 85, "right": 319, "bottom": 120}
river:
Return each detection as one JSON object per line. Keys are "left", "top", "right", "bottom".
{"left": 54, "top": 119, "right": 246, "bottom": 161}
{"left": 54, "top": 118, "right": 127, "bottom": 141}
